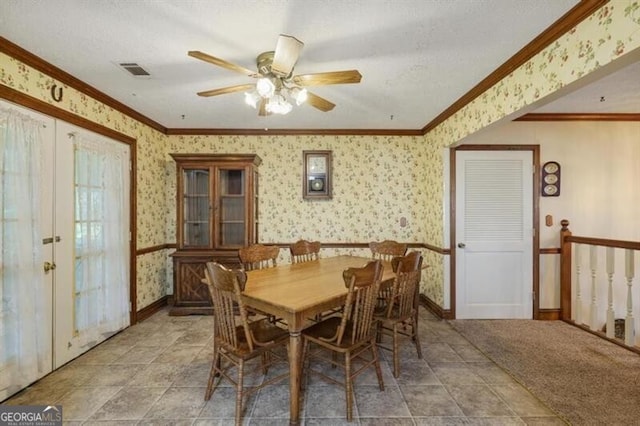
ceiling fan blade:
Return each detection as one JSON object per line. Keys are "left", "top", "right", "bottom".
{"left": 197, "top": 84, "right": 255, "bottom": 97}
{"left": 293, "top": 70, "right": 362, "bottom": 86}
{"left": 188, "top": 50, "right": 257, "bottom": 77}
{"left": 306, "top": 92, "right": 335, "bottom": 112}
{"left": 258, "top": 98, "right": 270, "bottom": 116}
{"left": 271, "top": 34, "right": 304, "bottom": 77}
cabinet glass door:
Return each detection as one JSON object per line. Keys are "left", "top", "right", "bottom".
{"left": 183, "top": 168, "right": 210, "bottom": 247}
{"left": 218, "top": 168, "right": 245, "bottom": 247}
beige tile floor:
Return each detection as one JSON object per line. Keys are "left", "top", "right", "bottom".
{"left": 3, "top": 308, "right": 566, "bottom": 425}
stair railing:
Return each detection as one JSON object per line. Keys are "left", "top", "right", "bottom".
{"left": 560, "top": 219, "right": 640, "bottom": 350}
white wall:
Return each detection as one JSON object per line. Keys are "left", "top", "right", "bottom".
{"left": 457, "top": 120, "right": 640, "bottom": 310}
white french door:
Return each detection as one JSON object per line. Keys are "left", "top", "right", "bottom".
{"left": 455, "top": 150, "right": 533, "bottom": 319}
{"left": 0, "top": 102, "right": 54, "bottom": 401}
{"left": 53, "top": 122, "right": 131, "bottom": 367}
{"left": 0, "top": 100, "right": 131, "bottom": 400}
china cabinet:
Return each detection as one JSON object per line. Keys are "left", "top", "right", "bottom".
{"left": 170, "top": 153, "right": 261, "bottom": 315}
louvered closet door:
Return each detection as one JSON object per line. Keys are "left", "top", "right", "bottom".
{"left": 455, "top": 150, "right": 533, "bottom": 319}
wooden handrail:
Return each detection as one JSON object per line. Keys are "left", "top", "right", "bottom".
{"left": 565, "top": 236, "right": 640, "bottom": 251}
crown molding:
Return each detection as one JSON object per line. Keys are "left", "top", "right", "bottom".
{"left": 166, "top": 128, "right": 423, "bottom": 136}
{"left": 515, "top": 113, "right": 640, "bottom": 121}
{"left": 0, "top": 36, "right": 421, "bottom": 136}
{"left": 1, "top": 1, "right": 609, "bottom": 137}
{"left": 0, "top": 36, "right": 167, "bottom": 134}
{"left": 420, "top": 0, "right": 609, "bottom": 135}
{"left": 0, "top": 84, "right": 137, "bottom": 144}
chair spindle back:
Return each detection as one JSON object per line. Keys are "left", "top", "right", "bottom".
{"left": 205, "top": 262, "right": 253, "bottom": 352}
{"left": 337, "top": 260, "right": 383, "bottom": 345}
{"left": 239, "top": 244, "right": 280, "bottom": 271}
{"left": 385, "top": 251, "right": 423, "bottom": 319}
{"left": 369, "top": 240, "right": 407, "bottom": 262}
{"left": 289, "top": 239, "right": 321, "bottom": 263}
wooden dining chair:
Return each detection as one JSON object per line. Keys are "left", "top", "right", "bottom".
{"left": 369, "top": 240, "right": 407, "bottom": 262}
{"left": 203, "top": 262, "right": 289, "bottom": 426}
{"left": 375, "top": 251, "right": 423, "bottom": 377}
{"left": 239, "top": 243, "right": 280, "bottom": 271}
{"left": 289, "top": 239, "right": 321, "bottom": 263}
{"left": 302, "top": 260, "right": 385, "bottom": 421}
{"left": 370, "top": 240, "right": 408, "bottom": 312}
{"left": 239, "top": 243, "right": 283, "bottom": 323}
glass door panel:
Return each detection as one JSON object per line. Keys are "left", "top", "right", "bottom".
{"left": 220, "top": 169, "right": 244, "bottom": 195}
{"left": 183, "top": 169, "right": 210, "bottom": 247}
{"left": 218, "top": 169, "right": 245, "bottom": 247}
{"left": 70, "top": 132, "right": 130, "bottom": 364}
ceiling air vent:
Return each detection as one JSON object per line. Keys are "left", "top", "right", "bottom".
{"left": 119, "top": 62, "right": 151, "bottom": 77}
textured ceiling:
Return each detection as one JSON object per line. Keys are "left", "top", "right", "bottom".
{"left": 3, "top": 0, "right": 634, "bottom": 131}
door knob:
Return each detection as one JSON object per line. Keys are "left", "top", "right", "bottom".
{"left": 457, "top": 243, "right": 466, "bottom": 248}
{"left": 44, "top": 261, "right": 57, "bottom": 273}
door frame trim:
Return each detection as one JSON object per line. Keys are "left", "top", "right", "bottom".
{"left": 450, "top": 144, "right": 540, "bottom": 319}
{"left": 0, "top": 86, "right": 138, "bottom": 324}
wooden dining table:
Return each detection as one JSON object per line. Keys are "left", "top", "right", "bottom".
{"left": 242, "top": 255, "right": 395, "bottom": 426}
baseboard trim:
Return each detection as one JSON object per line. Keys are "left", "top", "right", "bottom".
{"left": 136, "top": 296, "right": 169, "bottom": 323}
{"left": 538, "top": 308, "right": 561, "bottom": 320}
{"left": 420, "top": 294, "right": 454, "bottom": 319}
{"left": 564, "top": 319, "right": 640, "bottom": 355}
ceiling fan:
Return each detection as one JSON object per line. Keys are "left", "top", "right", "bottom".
{"left": 188, "top": 34, "right": 362, "bottom": 115}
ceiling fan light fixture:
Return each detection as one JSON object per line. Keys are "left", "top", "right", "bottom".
{"left": 266, "top": 93, "right": 293, "bottom": 115}
{"left": 190, "top": 34, "right": 361, "bottom": 116}
{"left": 290, "top": 87, "right": 308, "bottom": 105}
{"left": 256, "top": 78, "right": 275, "bottom": 98}
{"left": 244, "top": 90, "right": 260, "bottom": 108}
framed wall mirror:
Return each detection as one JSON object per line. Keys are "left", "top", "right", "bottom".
{"left": 303, "top": 150, "right": 332, "bottom": 200}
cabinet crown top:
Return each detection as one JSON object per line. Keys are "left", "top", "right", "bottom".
{"left": 170, "top": 153, "right": 262, "bottom": 166}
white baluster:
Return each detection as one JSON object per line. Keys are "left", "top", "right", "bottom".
{"left": 590, "top": 245, "right": 598, "bottom": 330}
{"left": 624, "top": 249, "right": 635, "bottom": 346}
{"left": 575, "top": 244, "right": 582, "bottom": 325}
{"left": 606, "top": 247, "right": 615, "bottom": 338}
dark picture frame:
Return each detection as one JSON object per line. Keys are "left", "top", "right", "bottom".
{"left": 303, "top": 150, "right": 332, "bottom": 200}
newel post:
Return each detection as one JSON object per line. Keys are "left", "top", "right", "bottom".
{"left": 560, "top": 219, "right": 572, "bottom": 321}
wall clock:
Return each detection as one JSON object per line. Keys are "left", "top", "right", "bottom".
{"left": 541, "top": 161, "right": 561, "bottom": 197}
{"left": 303, "top": 150, "right": 332, "bottom": 200}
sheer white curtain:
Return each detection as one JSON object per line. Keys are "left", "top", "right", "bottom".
{"left": 0, "top": 107, "right": 50, "bottom": 399}
{"left": 71, "top": 133, "right": 129, "bottom": 346}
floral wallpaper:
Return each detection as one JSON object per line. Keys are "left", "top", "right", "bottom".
{"left": 428, "top": 2, "right": 640, "bottom": 151}
{"left": 165, "top": 133, "right": 436, "bottom": 293}
{"left": 1, "top": 1, "right": 638, "bottom": 312}
{"left": 167, "top": 135, "right": 427, "bottom": 239}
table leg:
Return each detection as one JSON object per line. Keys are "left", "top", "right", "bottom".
{"left": 288, "top": 331, "right": 302, "bottom": 426}
{"left": 413, "top": 284, "right": 420, "bottom": 341}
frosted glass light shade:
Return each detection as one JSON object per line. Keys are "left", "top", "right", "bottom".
{"left": 244, "top": 91, "right": 260, "bottom": 108}
{"left": 266, "top": 93, "right": 292, "bottom": 114}
{"left": 256, "top": 78, "right": 275, "bottom": 97}
{"left": 291, "top": 87, "right": 308, "bottom": 105}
